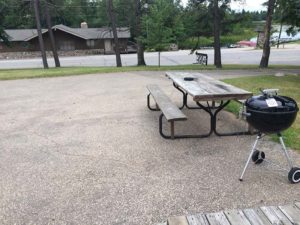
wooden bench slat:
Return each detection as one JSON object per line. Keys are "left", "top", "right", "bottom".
{"left": 147, "top": 84, "right": 187, "bottom": 122}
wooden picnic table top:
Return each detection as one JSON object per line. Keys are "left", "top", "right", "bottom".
{"left": 166, "top": 71, "right": 253, "bottom": 102}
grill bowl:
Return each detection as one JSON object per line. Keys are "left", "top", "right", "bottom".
{"left": 246, "top": 109, "right": 298, "bottom": 133}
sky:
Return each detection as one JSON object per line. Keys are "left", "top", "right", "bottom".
{"left": 181, "top": 0, "right": 267, "bottom": 12}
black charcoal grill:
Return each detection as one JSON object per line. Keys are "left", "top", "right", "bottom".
{"left": 239, "top": 89, "right": 300, "bottom": 184}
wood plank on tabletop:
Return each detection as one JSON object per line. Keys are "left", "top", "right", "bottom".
{"left": 165, "top": 72, "right": 252, "bottom": 102}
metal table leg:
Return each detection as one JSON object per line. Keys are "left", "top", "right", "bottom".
{"left": 159, "top": 113, "right": 213, "bottom": 139}
{"left": 147, "top": 93, "right": 160, "bottom": 111}
{"left": 213, "top": 100, "right": 252, "bottom": 136}
{"left": 173, "top": 82, "right": 202, "bottom": 109}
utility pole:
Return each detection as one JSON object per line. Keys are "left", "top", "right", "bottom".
{"left": 44, "top": 0, "right": 60, "bottom": 67}
{"left": 33, "top": 0, "right": 48, "bottom": 69}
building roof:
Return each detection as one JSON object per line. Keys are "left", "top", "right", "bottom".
{"left": 5, "top": 29, "right": 47, "bottom": 41}
{"left": 4, "top": 24, "right": 130, "bottom": 42}
{"left": 53, "top": 24, "right": 130, "bottom": 40}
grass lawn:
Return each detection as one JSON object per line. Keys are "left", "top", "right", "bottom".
{"left": 1, "top": 64, "right": 300, "bottom": 80}
{"left": 223, "top": 75, "right": 300, "bottom": 151}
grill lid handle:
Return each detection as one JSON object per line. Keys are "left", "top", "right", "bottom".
{"left": 260, "top": 88, "right": 279, "bottom": 98}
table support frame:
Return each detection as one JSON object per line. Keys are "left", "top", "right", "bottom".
{"left": 162, "top": 82, "right": 253, "bottom": 139}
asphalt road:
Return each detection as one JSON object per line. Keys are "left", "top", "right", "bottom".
{"left": 0, "top": 45, "right": 300, "bottom": 69}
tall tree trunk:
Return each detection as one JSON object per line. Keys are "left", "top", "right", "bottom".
{"left": 213, "top": 0, "right": 222, "bottom": 68}
{"left": 107, "top": 0, "right": 122, "bottom": 67}
{"left": 277, "top": 14, "right": 283, "bottom": 49}
{"left": 44, "top": 0, "right": 60, "bottom": 67}
{"left": 33, "top": 0, "right": 48, "bottom": 69}
{"left": 260, "top": 0, "right": 275, "bottom": 68}
{"left": 135, "top": 0, "right": 146, "bottom": 66}
{"left": 158, "top": 51, "right": 160, "bottom": 67}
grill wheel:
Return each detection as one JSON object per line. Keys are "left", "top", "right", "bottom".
{"left": 288, "top": 167, "right": 300, "bottom": 184}
{"left": 252, "top": 150, "right": 265, "bottom": 164}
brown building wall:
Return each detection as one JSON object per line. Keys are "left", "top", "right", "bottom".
{"left": 0, "top": 29, "right": 128, "bottom": 53}
{"left": 0, "top": 41, "right": 34, "bottom": 52}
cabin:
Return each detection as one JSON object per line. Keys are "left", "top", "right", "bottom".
{"left": 0, "top": 23, "right": 131, "bottom": 54}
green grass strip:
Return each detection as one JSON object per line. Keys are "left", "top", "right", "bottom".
{"left": 1, "top": 64, "right": 300, "bottom": 80}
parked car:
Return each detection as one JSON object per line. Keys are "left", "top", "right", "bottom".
{"left": 126, "top": 41, "right": 138, "bottom": 53}
{"left": 168, "top": 43, "right": 178, "bottom": 51}
{"left": 227, "top": 43, "right": 240, "bottom": 48}
{"left": 237, "top": 40, "right": 256, "bottom": 47}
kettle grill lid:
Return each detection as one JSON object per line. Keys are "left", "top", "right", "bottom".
{"left": 246, "top": 91, "right": 298, "bottom": 112}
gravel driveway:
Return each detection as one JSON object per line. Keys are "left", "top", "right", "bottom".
{"left": 0, "top": 71, "right": 299, "bottom": 225}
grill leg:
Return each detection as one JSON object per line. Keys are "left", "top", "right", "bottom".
{"left": 239, "top": 134, "right": 261, "bottom": 181}
{"left": 278, "top": 133, "right": 293, "bottom": 169}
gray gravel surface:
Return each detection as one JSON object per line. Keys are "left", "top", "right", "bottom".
{"left": 0, "top": 71, "right": 299, "bottom": 225}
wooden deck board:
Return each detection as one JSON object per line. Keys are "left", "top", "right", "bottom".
{"left": 261, "top": 206, "right": 293, "bottom": 225}
{"left": 206, "top": 212, "right": 230, "bottom": 225}
{"left": 243, "top": 208, "right": 272, "bottom": 225}
{"left": 187, "top": 214, "right": 209, "bottom": 225}
{"left": 163, "top": 202, "right": 300, "bottom": 225}
{"left": 167, "top": 216, "right": 189, "bottom": 225}
{"left": 224, "top": 209, "right": 251, "bottom": 225}
{"left": 279, "top": 204, "right": 300, "bottom": 224}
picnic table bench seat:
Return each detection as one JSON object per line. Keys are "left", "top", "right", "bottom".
{"left": 147, "top": 84, "right": 187, "bottom": 139}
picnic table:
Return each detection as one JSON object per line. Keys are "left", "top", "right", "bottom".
{"left": 164, "top": 71, "right": 253, "bottom": 138}
{"left": 147, "top": 71, "right": 253, "bottom": 139}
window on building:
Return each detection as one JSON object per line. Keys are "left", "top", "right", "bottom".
{"left": 86, "top": 40, "right": 95, "bottom": 48}
{"left": 59, "top": 41, "right": 75, "bottom": 51}
{"left": 20, "top": 42, "right": 30, "bottom": 49}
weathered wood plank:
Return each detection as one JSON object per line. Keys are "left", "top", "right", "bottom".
{"left": 243, "top": 208, "right": 272, "bottom": 225}
{"left": 167, "top": 216, "right": 189, "bottom": 225}
{"left": 224, "top": 209, "right": 251, "bottom": 225}
{"left": 279, "top": 204, "right": 300, "bottom": 224}
{"left": 206, "top": 212, "right": 231, "bottom": 225}
{"left": 187, "top": 213, "right": 209, "bottom": 225}
{"left": 261, "top": 206, "right": 293, "bottom": 225}
{"left": 165, "top": 72, "right": 252, "bottom": 102}
{"left": 147, "top": 84, "right": 187, "bottom": 122}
